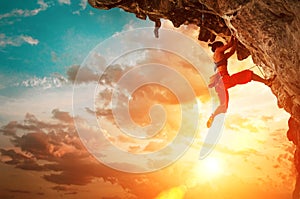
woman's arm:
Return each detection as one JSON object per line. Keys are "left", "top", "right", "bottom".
{"left": 223, "top": 38, "right": 237, "bottom": 59}
{"left": 215, "top": 35, "right": 235, "bottom": 53}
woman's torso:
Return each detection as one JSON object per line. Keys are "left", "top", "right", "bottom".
{"left": 213, "top": 52, "right": 228, "bottom": 75}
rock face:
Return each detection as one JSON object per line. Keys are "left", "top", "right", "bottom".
{"left": 88, "top": 0, "right": 300, "bottom": 197}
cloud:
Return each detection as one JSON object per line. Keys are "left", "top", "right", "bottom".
{"left": 37, "top": 0, "right": 48, "bottom": 10}
{"left": 72, "top": 10, "right": 80, "bottom": 15}
{"left": 66, "top": 65, "right": 98, "bottom": 83}
{"left": 16, "top": 73, "right": 68, "bottom": 89}
{"left": 213, "top": 145, "right": 260, "bottom": 156}
{"left": 51, "top": 109, "right": 73, "bottom": 123}
{"left": 84, "top": 49, "right": 209, "bottom": 131}
{"left": 21, "top": 36, "right": 39, "bottom": 45}
{"left": 261, "top": 115, "right": 274, "bottom": 122}
{"left": 0, "top": 34, "right": 39, "bottom": 47}
{"left": 16, "top": 159, "right": 48, "bottom": 171}
{"left": 8, "top": 189, "right": 31, "bottom": 194}
{"left": 0, "top": 111, "right": 193, "bottom": 198}
{"left": 0, "top": 0, "right": 48, "bottom": 21}
{"left": 71, "top": 0, "right": 88, "bottom": 15}
{"left": 154, "top": 185, "right": 186, "bottom": 199}
{"left": 0, "top": 148, "right": 31, "bottom": 165}
{"left": 143, "top": 141, "right": 166, "bottom": 152}
{"left": 52, "top": 185, "right": 69, "bottom": 191}
{"left": 65, "top": 53, "right": 112, "bottom": 84}
{"left": 65, "top": 191, "right": 77, "bottom": 195}
{"left": 224, "top": 114, "right": 266, "bottom": 132}
{"left": 79, "top": 0, "right": 87, "bottom": 10}
{"left": 0, "top": 109, "right": 295, "bottom": 198}
{"left": 58, "top": 0, "right": 71, "bottom": 5}
{"left": 0, "top": 112, "right": 110, "bottom": 184}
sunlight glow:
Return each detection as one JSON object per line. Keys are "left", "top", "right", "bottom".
{"left": 196, "top": 157, "right": 223, "bottom": 179}
{"left": 203, "top": 157, "right": 222, "bottom": 175}
{"left": 154, "top": 186, "right": 186, "bottom": 199}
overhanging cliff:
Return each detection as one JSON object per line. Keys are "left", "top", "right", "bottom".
{"left": 88, "top": 0, "right": 300, "bottom": 197}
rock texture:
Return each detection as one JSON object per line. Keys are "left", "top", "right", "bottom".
{"left": 88, "top": 0, "right": 300, "bottom": 197}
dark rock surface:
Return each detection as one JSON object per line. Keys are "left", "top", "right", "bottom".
{"left": 88, "top": 0, "right": 300, "bottom": 197}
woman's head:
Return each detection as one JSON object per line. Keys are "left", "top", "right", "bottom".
{"left": 209, "top": 41, "right": 224, "bottom": 52}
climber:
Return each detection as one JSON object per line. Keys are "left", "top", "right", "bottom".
{"left": 206, "top": 35, "right": 274, "bottom": 128}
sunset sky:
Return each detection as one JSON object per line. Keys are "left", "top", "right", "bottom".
{"left": 0, "top": 0, "right": 296, "bottom": 199}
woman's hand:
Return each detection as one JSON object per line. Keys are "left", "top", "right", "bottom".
{"left": 227, "top": 35, "right": 235, "bottom": 46}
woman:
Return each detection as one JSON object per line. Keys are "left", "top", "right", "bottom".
{"left": 207, "top": 36, "right": 273, "bottom": 128}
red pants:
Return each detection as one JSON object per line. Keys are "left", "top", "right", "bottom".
{"left": 213, "top": 70, "right": 253, "bottom": 116}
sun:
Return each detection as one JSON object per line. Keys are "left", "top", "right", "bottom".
{"left": 194, "top": 157, "right": 223, "bottom": 180}
{"left": 203, "top": 157, "right": 222, "bottom": 175}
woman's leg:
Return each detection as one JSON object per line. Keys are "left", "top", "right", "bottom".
{"left": 207, "top": 84, "right": 229, "bottom": 128}
{"left": 251, "top": 73, "right": 269, "bottom": 84}
{"left": 229, "top": 69, "right": 272, "bottom": 87}
{"left": 227, "top": 70, "right": 253, "bottom": 88}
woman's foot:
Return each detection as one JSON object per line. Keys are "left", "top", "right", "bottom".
{"left": 264, "top": 75, "right": 276, "bottom": 87}
{"left": 207, "top": 115, "right": 215, "bottom": 128}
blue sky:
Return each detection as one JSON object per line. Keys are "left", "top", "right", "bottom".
{"left": 0, "top": 0, "right": 152, "bottom": 95}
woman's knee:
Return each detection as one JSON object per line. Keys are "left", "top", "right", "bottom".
{"left": 217, "top": 103, "right": 228, "bottom": 113}
{"left": 221, "top": 103, "right": 228, "bottom": 110}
